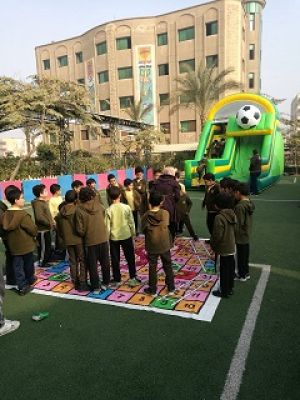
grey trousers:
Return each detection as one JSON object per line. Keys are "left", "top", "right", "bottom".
{"left": 0, "top": 268, "right": 5, "bottom": 327}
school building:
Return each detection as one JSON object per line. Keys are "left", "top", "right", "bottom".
{"left": 35, "top": 0, "right": 266, "bottom": 154}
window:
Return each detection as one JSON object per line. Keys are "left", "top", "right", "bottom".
{"left": 77, "top": 78, "right": 85, "bottom": 85}
{"left": 96, "top": 41, "right": 107, "bottom": 55}
{"left": 75, "top": 51, "right": 83, "bottom": 64}
{"left": 58, "top": 55, "right": 68, "bottom": 67}
{"left": 49, "top": 133, "right": 57, "bottom": 144}
{"left": 159, "top": 93, "right": 170, "bottom": 106}
{"left": 100, "top": 99, "right": 110, "bottom": 111}
{"left": 180, "top": 120, "right": 196, "bottom": 132}
{"left": 249, "top": 13, "right": 255, "bottom": 31}
{"left": 206, "top": 21, "right": 218, "bottom": 36}
{"left": 179, "top": 59, "right": 195, "bottom": 73}
{"left": 116, "top": 36, "right": 131, "bottom": 50}
{"left": 206, "top": 55, "right": 218, "bottom": 68}
{"left": 248, "top": 73, "right": 255, "bottom": 89}
{"left": 43, "top": 59, "right": 50, "bottom": 70}
{"left": 157, "top": 32, "right": 168, "bottom": 46}
{"left": 98, "top": 70, "right": 109, "bottom": 84}
{"left": 245, "top": 2, "right": 262, "bottom": 13}
{"left": 158, "top": 63, "right": 169, "bottom": 76}
{"left": 118, "top": 67, "right": 133, "bottom": 80}
{"left": 81, "top": 130, "right": 89, "bottom": 140}
{"left": 160, "top": 123, "right": 170, "bottom": 133}
{"left": 179, "top": 94, "right": 190, "bottom": 104}
{"left": 249, "top": 44, "right": 255, "bottom": 60}
{"left": 178, "top": 26, "right": 195, "bottom": 41}
{"left": 119, "top": 96, "right": 134, "bottom": 109}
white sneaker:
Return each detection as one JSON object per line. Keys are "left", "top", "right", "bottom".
{"left": 0, "top": 320, "right": 20, "bottom": 337}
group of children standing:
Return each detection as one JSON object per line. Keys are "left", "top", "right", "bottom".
{"left": 202, "top": 173, "right": 255, "bottom": 298}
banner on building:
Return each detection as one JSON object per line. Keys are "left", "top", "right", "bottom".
{"left": 135, "top": 45, "right": 157, "bottom": 126}
{"left": 85, "top": 58, "right": 96, "bottom": 110}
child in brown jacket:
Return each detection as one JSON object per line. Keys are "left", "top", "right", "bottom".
{"left": 31, "top": 184, "right": 54, "bottom": 267}
{"left": 141, "top": 192, "right": 175, "bottom": 296}
{"left": 55, "top": 190, "right": 89, "bottom": 291}
{"left": 2, "top": 188, "right": 38, "bottom": 295}
{"left": 75, "top": 187, "right": 110, "bottom": 291}
{"left": 210, "top": 192, "right": 236, "bottom": 298}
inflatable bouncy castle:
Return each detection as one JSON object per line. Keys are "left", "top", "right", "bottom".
{"left": 185, "top": 93, "right": 284, "bottom": 191}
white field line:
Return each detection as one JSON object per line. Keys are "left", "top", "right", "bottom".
{"left": 220, "top": 263, "right": 271, "bottom": 400}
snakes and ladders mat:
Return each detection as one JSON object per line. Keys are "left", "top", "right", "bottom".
{"left": 31, "top": 237, "right": 221, "bottom": 322}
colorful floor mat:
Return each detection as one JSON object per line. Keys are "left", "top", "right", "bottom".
{"left": 32, "top": 237, "right": 220, "bottom": 322}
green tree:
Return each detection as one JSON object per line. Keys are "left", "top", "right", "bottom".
{"left": 0, "top": 76, "right": 100, "bottom": 178}
{"left": 124, "top": 98, "right": 154, "bottom": 122}
{"left": 171, "top": 63, "right": 242, "bottom": 130}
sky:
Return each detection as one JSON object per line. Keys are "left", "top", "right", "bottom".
{"left": 0, "top": 0, "right": 299, "bottom": 115}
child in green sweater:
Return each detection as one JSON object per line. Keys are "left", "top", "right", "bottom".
{"left": 2, "top": 188, "right": 38, "bottom": 295}
{"left": 105, "top": 186, "right": 140, "bottom": 287}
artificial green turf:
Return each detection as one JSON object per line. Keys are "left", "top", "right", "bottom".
{"left": 1, "top": 176, "right": 299, "bottom": 400}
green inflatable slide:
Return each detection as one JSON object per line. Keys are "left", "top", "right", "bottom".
{"left": 185, "top": 93, "right": 284, "bottom": 191}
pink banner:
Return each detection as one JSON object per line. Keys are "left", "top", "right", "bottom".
{"left": 73, "top": 174, "right": 86, "bottom": 184}
{"left": 41, "top": 178, "right": 58, "bottom": 196}
{"left": 117, "top": 169, "right": 126, "bottom": 185}
{"left": 0, "top": 180, "right": 22, "bottom": 199}
{"left": 98, "top": 174, "right": 107, "bottom": 190}
{"left": 147, "top": 168, "right": 153, "bottom": 181}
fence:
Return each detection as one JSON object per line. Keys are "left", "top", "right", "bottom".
{"left": 0, "top": 168, "right": 154, "bottom": 202}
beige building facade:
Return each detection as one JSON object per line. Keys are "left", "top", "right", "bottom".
{"left": 35, "top": 0, "right": 266, "bottom": 153}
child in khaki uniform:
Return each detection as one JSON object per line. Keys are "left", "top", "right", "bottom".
{"left": 55, "top": 190, "right": 89, "bottom": 291}
{"left": 123, "top": 178, "right": 141, "bottom": 234}
{"left": 2, "top": 188, "right": 38, "bottom": 295}
{"left": 75, "top": 187, "right": 110, "bottom": 291}
{"left": 141, "top": 192, "right": 175, "bottom": 296}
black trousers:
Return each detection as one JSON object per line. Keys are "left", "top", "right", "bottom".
{"left": 178, "top": 214, "right": 196, "bottom": 238}
{"left": 67, "top": 244, "right": 87, "bottom": 284}
{"left": 219, "top": 255, "right": 235, "bottom": 296}
{"left": 86, "top": 242, "right": 110, "bottom": 289}
{"left": 236, "top": 243, "right": 250, "bottom": 278}
{"left": 37, "top": 231, "right": 52, "bottom": 267}
{"left": 207, "top": 212, "right": 217, "bottom": 235}
{"left": 12, "top": 252, "right": 35, "bottom": 290}
{"left": 132, "top": 210, "right": 139, "bottom": 234}
{"left": 148, "top": 250, "right": 175, "bottom": 292}
{"left": 110, "top": 237, "right": 136, "bottom": 281}
{"left": 250, "top": 173, "right": 259, "bottom": 195}
{"left": 2, "top": 239, "right": 15, "bottom": 285}
{"left": 168, "top": 222, "right": 177, "bottom": 242}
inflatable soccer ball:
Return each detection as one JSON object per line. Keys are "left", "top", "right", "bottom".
{"left": 236, "top": 105, "right": 261, "bottom": 129}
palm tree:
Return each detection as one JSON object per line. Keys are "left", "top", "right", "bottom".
{"left": 171, "top": 63, "right": 242, "bottom": 130}
{"left": 124, "top": 98, "right": 154, "bottom": 123}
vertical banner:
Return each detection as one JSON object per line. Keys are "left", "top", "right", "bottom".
{"left": 135, "top": 45, "right": 157, "bottom": 126}
{"left": 85, "top": 58, "right": 96, "bottom": 111}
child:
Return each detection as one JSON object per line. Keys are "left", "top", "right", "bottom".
{"left": 141, "top": 191, "right": 175, "bottom": 296}
{"left": 0, "top": 185, "right": 19, "bottom": 285}
{"left": 210, "top": 192, "right": 236, "bottom": 298}
{"left": 31, "top": 184, "right": 54, "bottom": 267}
{"left": 55, "top": 190, "right": 89, "bottom": 291}
{"left": 49, "top": 184, "right": 63, "bottom": 220}
{"left": 2, "top": 188, "right": 38, "bottom": 295}
{"left": 123, "top": 178, "right": 141, "bottom": 234}
{"left": 71, "top": 180, "right": 84, "bottom": 193}
{"left": 86, "top": 178, "right": 104, "bottom": 205}
{"left": 106, "top": 174, "right": 125, "bottom": 206}
{"left": 148, "top": 168, "right": 162, "bottom": 191}
{"left": 175, "top": 179, "right": 198, "bottom": 241}
{"left": 234, "top": 182, "right": 255, "bottom": 281}
{"left": 75, "top": 187, "right": 110, "bottom": 291}
{"left": 133, "top": 166, "right": 148, "bottom": 215}
{"left": 105, "top": 186, "right": 140, "bottom": 286}
{"left": 202, "top": 173, "right": 220, "bottom": 237}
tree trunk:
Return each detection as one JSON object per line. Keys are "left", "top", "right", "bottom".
{"left": 9, "top": 136, "right": 38, "bottom": 180}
